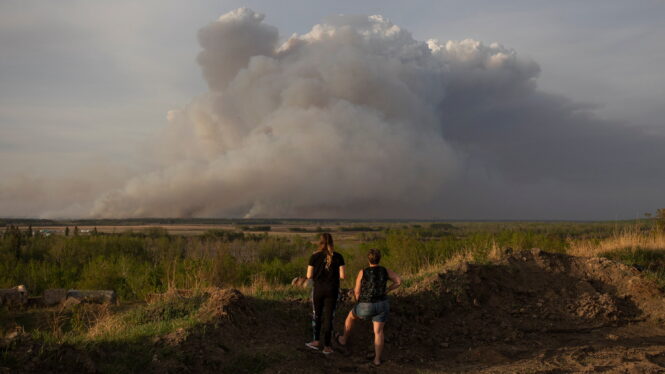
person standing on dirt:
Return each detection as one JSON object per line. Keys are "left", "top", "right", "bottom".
{"left": 335, "top": 248, "right": 401, "bottom": 366}
{"left": 305, "top": 232, "right": 346, "bottom": 354}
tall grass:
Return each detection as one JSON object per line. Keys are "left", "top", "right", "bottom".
{"left": 565, "top": 227, "right": 665, "bottom": 289}
{"left": 2, "top": 221, "right": 662, "bottom": 302}
{"left": 568, "top": 228, "right": 665, "bottom": 257}
{"left": 0, "top": 229, "right": 314, "bottom": 301}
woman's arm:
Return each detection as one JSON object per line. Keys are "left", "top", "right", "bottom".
{"left": 306, "top": 265, "right": 314, "bottom": 279}
{"left": 354, "top": 269, "right": 364, "bottom": 301}
{"left": 339, "top": 265, "right": 346, "bottom": 280}
{"left": 386, "top": 268, "right": 402, "bottom": 293}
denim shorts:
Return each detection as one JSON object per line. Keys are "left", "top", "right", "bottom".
{"left": 353, "top": 299, "right": 390, "bottom": 323}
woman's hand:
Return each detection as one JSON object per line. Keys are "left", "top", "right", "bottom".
{"left": 386, "top": 268, "right": 401, "bottom": 293}
{"left": 354, "top": 269, "right": 363, "bottom": 301}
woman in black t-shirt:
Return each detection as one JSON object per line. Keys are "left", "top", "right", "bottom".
{"left": 305, "top": 233, "right": 345, "bottom": 354}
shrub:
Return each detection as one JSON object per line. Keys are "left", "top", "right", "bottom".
{"left": 430, "top": 223, "right": 456, "bottom": 230}
{"left": 239, "top": 226, "right": 271, "bottom": 232}
{"left": 339, "top": 226, "right": 381, "bottom": 232}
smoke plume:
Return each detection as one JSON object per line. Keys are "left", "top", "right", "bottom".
{"left": 93, "top": 9, "right": 466, "bottom": 218}
{"left": 13, "top": 8, "right": 663, "bottom": 219}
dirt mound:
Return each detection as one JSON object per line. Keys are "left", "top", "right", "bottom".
{"left": 390, "top": 249, "right": 664, "bottom": 349}
{"left": 0, "top": 330, "right": 97, "bottom": 374}
{"left": 196, "top": 287, "right": 246, "bottom": 322}
{"left": 150, "top": 288, "right": 253, "bottom": 373}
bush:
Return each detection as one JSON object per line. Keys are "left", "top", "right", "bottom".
{"left": 657, "top": 209, "right": 665, "bottom": 232}
{"left": 430, "top": 223, "right": 456, "bottom": 230}
{"left": 339, "top": 226, "right": 381, "bottom": 232}
{"left": 239, "top": 226, "right": 271, "bottom": 232}
{"left": 202, "top": 229, "right": 246, "bottom": 242}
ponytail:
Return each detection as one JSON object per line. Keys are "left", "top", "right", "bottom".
{"left": 318, "top": 233, "right": 334, "bottom": 270}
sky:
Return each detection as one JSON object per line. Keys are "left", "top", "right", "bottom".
{"left": 0, "top": 0, "right": 663, "bottom": 220}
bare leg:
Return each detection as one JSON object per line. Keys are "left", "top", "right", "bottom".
{"left": 372, "top": 321, "right": 385, "bottom": 365}
{"left": 339, "top": 310, "right": 357, "bottom": 345}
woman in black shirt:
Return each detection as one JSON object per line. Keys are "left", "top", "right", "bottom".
{"left": 305, "top": 233, "right": 345, "bottom": 354}
{"left": 336, "top": 248, "right": 401, "bottom": 366}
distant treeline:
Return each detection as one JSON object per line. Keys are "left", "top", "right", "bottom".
{"left": 288, "top": 227, "right": 331, "bottom": 233}
{"left": 2, "top": 217, "right": 661, "bottom": 229}
{"left": 339, "top": 226, "right": 384, "bottom": 232}
{"left": 238, "top": 225, "right": 272, "bottom": 232}
{"left": 0, "top": 218, "right": 284, "bottom": 227}
{"left": 0, "top": 218, "right": 457, "bottom": 227}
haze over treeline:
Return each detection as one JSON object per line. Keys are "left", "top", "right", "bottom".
{"left": 1, "top": 6, "right": 664, "bottom": 220}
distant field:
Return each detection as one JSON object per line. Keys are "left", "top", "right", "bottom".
{"left": 1, "top": 218, "right": 653, "bottom": 233}
{"left": 2, "top": 218, "right": 659, "bottom": 246}
{"left": 3, "top": 219, "right": 653, "bottom": 248}
{"left": 1, "top": 221, "right": 398, "bottom": 247}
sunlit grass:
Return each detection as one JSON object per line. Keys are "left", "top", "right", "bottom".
{"left": 568, "top": 229, "right": 665, "bottom": 257}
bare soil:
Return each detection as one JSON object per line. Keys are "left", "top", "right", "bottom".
{"left": 2, "top": 249, "right": 664, "bottom": 373}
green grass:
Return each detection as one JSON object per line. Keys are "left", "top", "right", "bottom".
{"left": 400, "top": 269, "right": 441, "bottom": 289}
{"left": 242, "top": 283, "right": 310, "bottom": 301}
{"left": 600, "top": 248, "right": 665, "bottom": 289}
{"left": 1, "top": 293, "right": 215, "bottom": 373}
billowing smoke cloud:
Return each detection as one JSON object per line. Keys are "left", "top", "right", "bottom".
{"left": 92, "top": 9, "right": 464, "bottom": 218}
{"left": 88, "top": 8, "right": 665, "bottom": 219}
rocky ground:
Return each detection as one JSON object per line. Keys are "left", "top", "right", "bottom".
{"left": 2, "top": 249, "right": 664, "bottom": 373}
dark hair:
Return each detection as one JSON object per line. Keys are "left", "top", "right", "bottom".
{"left": 368, "top": 248, "right": 381, "bottom": 265}
{"left": 318, "top": 233, "right": 334, "bottom": 269}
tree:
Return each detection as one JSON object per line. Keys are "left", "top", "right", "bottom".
{"left": 657, "top": 209, "right": 665, "bottom": 232}
{"left": 6, "top": 225, "right": 22, "bottom": 259}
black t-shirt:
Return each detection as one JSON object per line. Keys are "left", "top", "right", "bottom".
{"left": 308, "top": 251, "right": 345, "bottom": 291}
